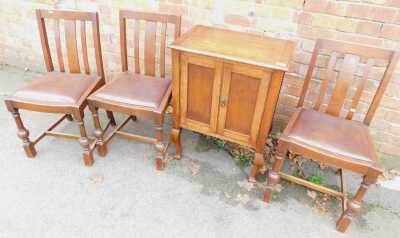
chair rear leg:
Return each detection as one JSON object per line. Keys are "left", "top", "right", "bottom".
{"left": 264, "top": 142, "right": 288, "bottom": 202}
{"left": 74, "top": 114, "right": 94, "bottom": 166}
{"left": 66, "top": 114, "right": 73, "bottom": 121}
{"left": 106, "top": 111, "right": 116, "bottom": 126}
{"left": 154, "top": 114, "right": 166, "bottom": 170}
{"left": 336, "top": 173, "right": 377, "bottom": 232}
{"left": 89, "top": 106, "right": 107, "bottom": 157}
{"left": 10, "top": 108, "right": 36, "bottom": 158}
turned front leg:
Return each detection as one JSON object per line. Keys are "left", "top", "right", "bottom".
{"left": 264, "top": 143, "right": 287, "bottom": 202}
{"left": 75, "top": 116, "right": 94, "bottom": 166}
{"left": 90, "top": 106, "right": 107, "bottom": 157}
{"left": 11, "top": 109, "right": 36, "bottom": 158}
{"left": 336, "top": 174, "right": 377, "bottom": 232}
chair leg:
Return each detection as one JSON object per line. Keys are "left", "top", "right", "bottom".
{"left": 90, "top": 106, "right": 107, "bottom": 157}
{"left": 106, "top": 111, "right": 116, "bottom": 126}
{"left": 10, "top": 109, "right": 36, "bottom": 158}
{"left": 264, "top": 142, "right": 288, "bottom": 202}
{"left": 75, "top": 116, "right": 94, "bottom": 166}
{"left": 154, "top": 115, "right": 166, "bottom": 170}
{"left": 170, "top": 127, "right": 182, "bottom": 159}
{"left": 336, "top": 174, "right": 377, "bottom": 232}
{"left": 66, "top": 114, "right": 73, "bottom": 121}
{"left": 249, "top": 152, "right": 264, "bottom": 183}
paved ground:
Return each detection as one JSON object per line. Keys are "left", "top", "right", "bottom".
{"left": 0, "top": 65, "right": 399, "bottom": 238}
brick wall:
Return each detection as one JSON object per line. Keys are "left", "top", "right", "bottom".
{"left": 0, "top": 0, "right": 399, "bottom": 159}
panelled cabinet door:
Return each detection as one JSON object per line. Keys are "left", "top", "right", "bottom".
{"left": 180, "top": 53, "right": 223, "bottom": 134}
{"left": 217, "top": 63, "right": 271, "bottom": 146}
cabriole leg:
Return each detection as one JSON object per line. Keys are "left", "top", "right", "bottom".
{"left": 249, "top": 152, "right": 264, "bottom": 183}
{"left": 170, "top": 127, "right": 182, "bottom": 159}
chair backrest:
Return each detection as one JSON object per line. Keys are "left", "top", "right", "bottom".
{"left": 119, "top": 10, "right": 181, "bottom": 78}
{"left": 36, "top": 9, "right": 105, "bottom": 79}
{"left": 297, "top": 39, "right": 399, "bottom": 125}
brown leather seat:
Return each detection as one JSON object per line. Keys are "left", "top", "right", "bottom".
{"left": 281, "top": 108, "right": 378, "bottom": 164}
{"left": 89, "top": 72, "right": 171, "bottom": 109}
{"left": 10, "top": 72, "right": 100, "bottom": 106}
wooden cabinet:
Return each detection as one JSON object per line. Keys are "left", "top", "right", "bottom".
{"left": 169, "top": 25, "right": 294, "bottom": 179}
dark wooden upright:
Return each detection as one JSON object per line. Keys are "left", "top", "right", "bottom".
{"left": 169, "top": 25, "right": 295, "bottom": 175}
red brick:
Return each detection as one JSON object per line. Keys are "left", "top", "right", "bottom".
{"left": 224, "top": 14, "right": 251, "bottom": 27}
{"left": 284, "top": 74, "right": 304, "bottom": 87}
{"left": 297, "top": 25, "right": 336, "bottom": 39}
{"left": 337, "top": 33, "right": 383, "bottom": 46}
{"left": 386, "top": 0, "right": 400, "bottom": 7}
{"left": 159, "top": 3, "right": 188, "bottom": 15}
{"left": 293, "top": 50, "right": 312, "bottom": 64}
{"left": 379, "top": 143, "right": 400, "bottom": 156}
{"left": 356, "top": 21, "right": 382, "bottom": 36}
{"left": 395, "top": 12, "right": 400, "bottom": 24}
{"left": 380, "top": 24, "right": 400, "bottom": 40}
{"left": 294, "top": 12, "right": 313, "bottom": 25}
{"left": 372, "top": 7, "right": 397, "bottom": 22}
{"left": 346, "top": 3, "right": 373, "bottom": 19}
{"left": 304, "top": 0, "right": 329, "bottom": 13}
{"left": 326, "top": 2, "right": 346, "bottom": 16}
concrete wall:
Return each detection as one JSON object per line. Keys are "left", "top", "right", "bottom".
{"left": 1, "top": 0, "right": 400, "bottom": 159}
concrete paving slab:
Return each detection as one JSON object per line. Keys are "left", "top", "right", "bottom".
{"left": 0, "top": 65, "right": 399, "bottom": 238}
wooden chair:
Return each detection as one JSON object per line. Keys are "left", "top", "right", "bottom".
{"left": 263, "top": 39, "right": 399, "bottom": 232}
{"left": 87, "top": 10, "right": 181, "bottom": 170}
{"left": 4, "top": 9, "right": 116, "bottom": 166}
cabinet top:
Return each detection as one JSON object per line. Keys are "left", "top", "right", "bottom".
{"left": 170, "top": 25, "right": 295, "bottom": 71}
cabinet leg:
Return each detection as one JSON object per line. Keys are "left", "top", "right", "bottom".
{"left": 249, "top": 152, "right": 264, "bottom": 183}
{"left": 170, "top": 128, "right": 182, "bottom": 159}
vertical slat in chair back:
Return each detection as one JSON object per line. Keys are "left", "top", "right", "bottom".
{"left": 119, "top": 10, "right": 181, "bottom": 78}
{"left": 297, "top": 39, "right": 399, "bottom": 125}
{"left": 35, "top": 9, "right": 105, "bottom": 80}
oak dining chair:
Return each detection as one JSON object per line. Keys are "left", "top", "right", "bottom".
{"left": 4, "top": 9, "right": 115, "bottom": 166}
{"left": 263, "top": 39, "right": 399, "bottom": 232}
{"left": 87, "top": 10, "right": 181, "bottom": 170}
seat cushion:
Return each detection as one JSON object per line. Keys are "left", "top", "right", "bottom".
{"left": 89, "top": 72, "right": 171, "bottom": 109}
{"left": 283, "top": 108, "right": 377, "bottom": 163}
{"left": 11, "top": 72, "right": 99, "bottom": 106}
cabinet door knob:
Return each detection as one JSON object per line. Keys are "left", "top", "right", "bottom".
{"left": 220, "top": 96, "right": 228, "bottom": 107}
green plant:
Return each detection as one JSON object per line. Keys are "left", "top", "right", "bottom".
{"left": 308, "top": 174, "right": 325, "bottom": 185}
{"left": 215, "top": 139, "right": 226, "bottom": 150}
{"left": 237, "top": 153, "right": 250, "bottom": 167}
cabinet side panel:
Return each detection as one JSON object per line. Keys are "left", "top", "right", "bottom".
{"left": 186, "top": 64, "right": 215, "bottom": 124}
{"left": 225, "top": 73, "right": 260, "bottom": 135}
